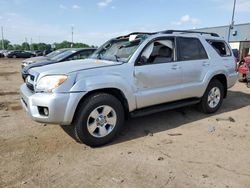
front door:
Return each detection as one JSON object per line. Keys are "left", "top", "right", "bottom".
{"left": 134, "top": 38, "right": 182, "bottom": 109}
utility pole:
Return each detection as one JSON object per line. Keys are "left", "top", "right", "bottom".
{"left": 228, "top": 0, "right": 236, "bottom": 42}
{"left": 1, "top": 26, "right": 4, "bottom": 50}
{"left": 71, "top": 26, "right": 74, "bottom": 48}
{"left": 30, "top": 38, "right": 33, "bottom": 51}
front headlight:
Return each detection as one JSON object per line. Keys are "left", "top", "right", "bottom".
{"left": 36, "top": 75, "right": 68, "bottom": 92}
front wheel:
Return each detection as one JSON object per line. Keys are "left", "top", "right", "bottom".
{"left": 198, "top": 80, "right": 224, "bottom": 114}
{"left": 73, "top": 93, "right": 124, "bottom": 147}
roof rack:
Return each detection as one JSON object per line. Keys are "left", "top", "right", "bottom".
{"left": 159, "top": 30, "right": 220, "bottom": 37}
{"left": 116, "top": 32, "right": 156, "bottom": 39}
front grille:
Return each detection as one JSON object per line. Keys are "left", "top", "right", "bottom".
{"left": 26, "top": 74, "right": 35, "bottom": 92}
{"left": 26, "top": 82, "right": 34, "bottom": 91}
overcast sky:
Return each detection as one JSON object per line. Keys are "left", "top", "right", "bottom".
{"left": 0, "top": 0, "right": 249, "bottom": 45}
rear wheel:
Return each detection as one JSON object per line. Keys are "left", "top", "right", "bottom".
{"left": 198, "top": 80, "right": 224, "bottom": 114}
{"left": 73, "top": 93, "right": 124, "bottom": 147}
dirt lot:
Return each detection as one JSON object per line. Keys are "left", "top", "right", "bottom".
{"left": 0, "top": 58, "right": 249, "bottom": 188}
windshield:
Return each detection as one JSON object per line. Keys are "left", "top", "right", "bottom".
{"left": 50, "top": 50, "right": 76, "bottom": 61}
{"left": 90, "top": 34, "right": 148, "bottom": 63}
{"left": 46, "top": 49, "right": 67, "bottom": 58}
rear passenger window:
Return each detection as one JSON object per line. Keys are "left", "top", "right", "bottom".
{"left": 206, "top": 40, "right": 231, "bottom": 56}
{"left": 177, "top": 37, "right": 208, "bottom": 61}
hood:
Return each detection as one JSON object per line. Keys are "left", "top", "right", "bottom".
{"left": 31, "top": 58, "right": 122, "bottom": 75}
{"left": 23, "top": 56, "right": 48, "bottom": 63}
{"left": 24, "top": 59, "right": 56, "bottom": 73}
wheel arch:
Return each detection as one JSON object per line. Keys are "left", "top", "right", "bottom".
{"left": 73, "top": 88, "right": 130, "bottom": 123}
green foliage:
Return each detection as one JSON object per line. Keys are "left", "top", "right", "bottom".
{"left": 13, "top": 44, "right": 22, "bottom": 50}
{"left": 0, "top": 39, "right": 10, "bottom": 50}
{"left": 53, "top": 41, "right": 93, "bottom": 49}
{"left": 1, "top": 39, "right": 96, "bottom": 51}
{"left": 22, "top": 42, "right": 30, "bottom": 50}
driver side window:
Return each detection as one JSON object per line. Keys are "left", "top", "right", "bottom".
{"left": 139, "top": 39, "right": 174, "bottom": 65}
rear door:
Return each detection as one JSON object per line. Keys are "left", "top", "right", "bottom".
{"left": 176, "top": 37, "right": 210, "bottom": 99}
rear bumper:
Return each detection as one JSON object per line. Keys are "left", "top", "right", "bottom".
{"left": 20, "top": 83, "right": 86, "bottom": 125}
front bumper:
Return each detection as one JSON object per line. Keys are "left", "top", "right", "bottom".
{"left": 20, "top": 83, "right": 86, "bottom": 125}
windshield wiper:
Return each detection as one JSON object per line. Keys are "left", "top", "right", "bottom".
{"left": 97, "top": 53, "right": 102, "bottom": 60}
{"left": 114, "top": 55, "right": 121, "bottom": 62}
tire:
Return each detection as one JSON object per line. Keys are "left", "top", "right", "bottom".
{"left": 198, "top": 79, "right": 224, "bottom": 114}
{"left": 73, "top": 93, "right": 125, "bottom": 147}
{"left": 13, "top": 55, "right": 17, "bottom": 58}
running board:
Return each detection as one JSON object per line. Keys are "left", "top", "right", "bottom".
{"left": 130, "top": 98, "right": 201, "bottom": 118}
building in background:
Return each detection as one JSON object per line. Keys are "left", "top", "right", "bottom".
{"left": 194, "top": 23, "right": 250, "bottom": 60}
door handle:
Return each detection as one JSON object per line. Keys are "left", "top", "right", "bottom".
{"left": 202, "top": 61, "right": 210, "bottom": 66}
{"left": 172, "top": 64, "right": 180, "bottom": 70}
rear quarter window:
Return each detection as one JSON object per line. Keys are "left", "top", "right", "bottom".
{"left": 206, "top": 40, "right": 231, "bottom": 57}
{"left": 177, "top": 37, "right": 208, "bottom": 61}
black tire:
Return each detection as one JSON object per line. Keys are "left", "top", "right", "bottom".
{"left": 73, "top": 93, "right": 124, "bottom": 147}
{"left": 198, "top": 79, "right": 224, "bottom": 114}
{"left": 13, "top": 55, "right": 17, "bottom": 58}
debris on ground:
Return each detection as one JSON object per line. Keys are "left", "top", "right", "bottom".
{"left": 161, "top": 139, "right": 173, "bottom": 145}
{"left": 202, "top": 174, "right": 209, "bottom": 178}
{"left": 21, "top": 181, "right": 27, "bottom": 185}
{"left": 1, "top": 115, "right": 10, "bottom": 118}
{"left": 158, "top": 157, "right": 164, "bottom": 161}
{"left": 208, "top": 125, "right": 216, "bottom": 133}
{"left": 127, "top": 151, "right": 132, "bottom": 154}
{"left": 0, "top": 102, "right": 8, "bottom": 111}
{"left": 168, "top": 133, "right": 182, "bottom": 136}
{"left": 216, "top": 116, "right": 236, "bottom": 123}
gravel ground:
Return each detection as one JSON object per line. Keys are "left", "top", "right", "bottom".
{"left": 0, "top": 58, "right": 249, "bottom": 188}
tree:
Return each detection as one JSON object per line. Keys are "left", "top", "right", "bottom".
{"left": 7, "top": 44, "right": 14, "bottom": 50}
{"left": 0, "top": 39, "right": 10, "bottom": 50}
{"left": 30, "top": 43, "right": 38, "bottom": 51}
{"left": 13, "top": 44, "right": 22, "bottom": 50}
{"left": 21, "top": 42, "right": 30, "bottom": 50}
{"left": 53, "top": 41, "right": 91, "bottom": 49}
{"left": 1, "top": 38, "right": 94, "bottom": 51}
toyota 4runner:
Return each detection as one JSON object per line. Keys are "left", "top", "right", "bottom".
{"left": 20, "top": 30, "right": 238, "bottom": 146}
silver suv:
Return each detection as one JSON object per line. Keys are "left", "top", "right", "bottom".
{"left": 20, "top": 30, "right": 238, "bottom": 146}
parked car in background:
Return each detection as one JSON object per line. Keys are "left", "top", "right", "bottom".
{"left": 238, "top": 54, "right": 250, "bottom": 81}
{"left": 20, "top": 30, "right": 237, "bottom": 146}
{"left": 21, "top": 48, "right": 96, "bottom": 80}
{"left": 0, "top": 50, "right": 6, "bottom": 58}
{"left": 7, "top": 50, "right": 35, "bottom": 58}
{"left": 31, "top": 50, "right": 43, "bottom": 57}
{"left": 3, "top": 50, "right": 11, "bottom": 57}
{"left": 22, "top": 48, "right": 70, "bottom": 68}
{"left": 232, "top": 48, "right": 239, "bottom": 62}
{"left": 43, "top": 49, "right": 52, "bottom": 56}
